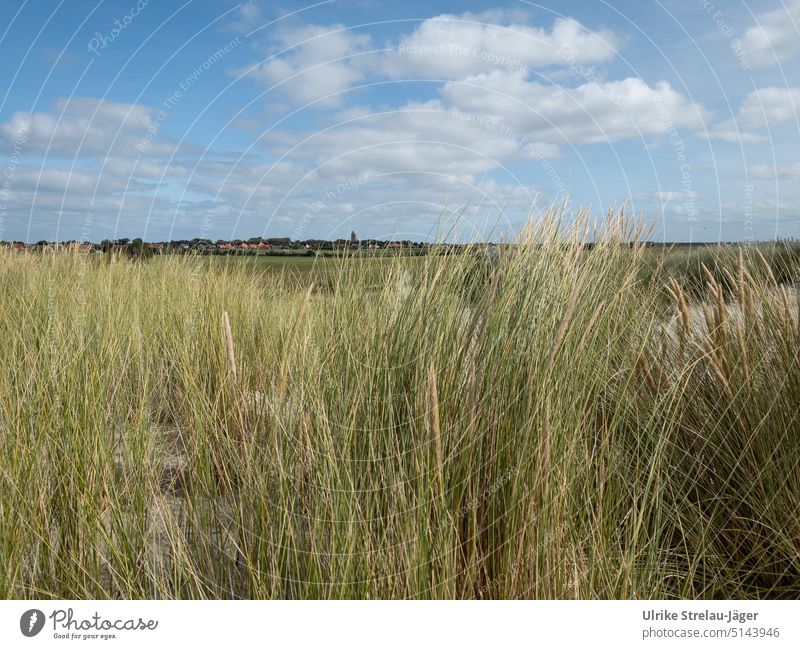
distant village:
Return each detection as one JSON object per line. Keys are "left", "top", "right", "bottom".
{"left": 0, "top": 231, "right": 438, "bottom": 255}
{"left": 0, "top": 230, "right": 750, "bottom": 255}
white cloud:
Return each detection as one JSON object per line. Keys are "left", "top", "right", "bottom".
{"left": 235, "top": 24, "right": 375, "bottom": 106}
{"left": 440, "top": 71, "right": 710, "bottom": 144}
{"left": 259, "top": 98, "right": 568, "bottom": 188}
{"left": 737, "top": 86, "right": 800, "bottom": 128}
{"left": 742, "top": 0, "right": 800, "bottom": 66}
{"left": 706, "top": 86, "right": 799, "bottom": 142}
{"left": 0, "top": 97, "right": 184, "bottom": 158}
{"left": 238, "top": 12, "right": 621, "bottom": 106}
{"left": 383, "top": 12, "right": 619, "bottom": 79}
{"left": 749, "top": 162, "right": 800, "bottom": 179}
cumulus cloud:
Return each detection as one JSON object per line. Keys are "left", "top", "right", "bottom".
{"left": 440, "top": 71, "right": 710, "bottom": 144}
{"left": 238, "top": 11, "right": 621, "bottom": 106}
{"left": 0, "top": 97, "right": 184, "bottom": 158}
{"left": 741, "top": 0, "right": 800, "bottom": 66}
{"left": 737, "top": 86, "right": 800, "bottom": 128}
{"left": 383, "top": 12, "right": 619, "bottom": 79}
{"left": 269, "top": 99, "right": 561, "bottom": 180}
{"left": 234, "top": 24, "right": 375, "bottom": 106}
{"left": 261, "top": 72, "right": 709, "bottom": 181}
{"left": 706, "top": 86, "right": 799, "bottom": 142}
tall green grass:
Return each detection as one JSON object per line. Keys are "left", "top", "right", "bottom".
{"left": 0, "top": 211, "right": 798, "bottom": 599}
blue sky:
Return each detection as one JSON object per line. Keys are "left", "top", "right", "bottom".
{"left": 0, "top": 0, "right": 797, "bottom": 242}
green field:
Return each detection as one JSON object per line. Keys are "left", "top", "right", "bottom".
{"left": 208, "top": 251, "right": 424, "bottom": 280}
{"left": 1, "top": 214, "right": 799, "bottom": 599}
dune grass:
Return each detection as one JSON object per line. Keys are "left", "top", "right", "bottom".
{"left": 0, "top": 211, "right": 798, "bottom": 599}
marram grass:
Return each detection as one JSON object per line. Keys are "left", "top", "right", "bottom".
{"left": 0, "top": 212, "right": 798, "bottom": 599}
